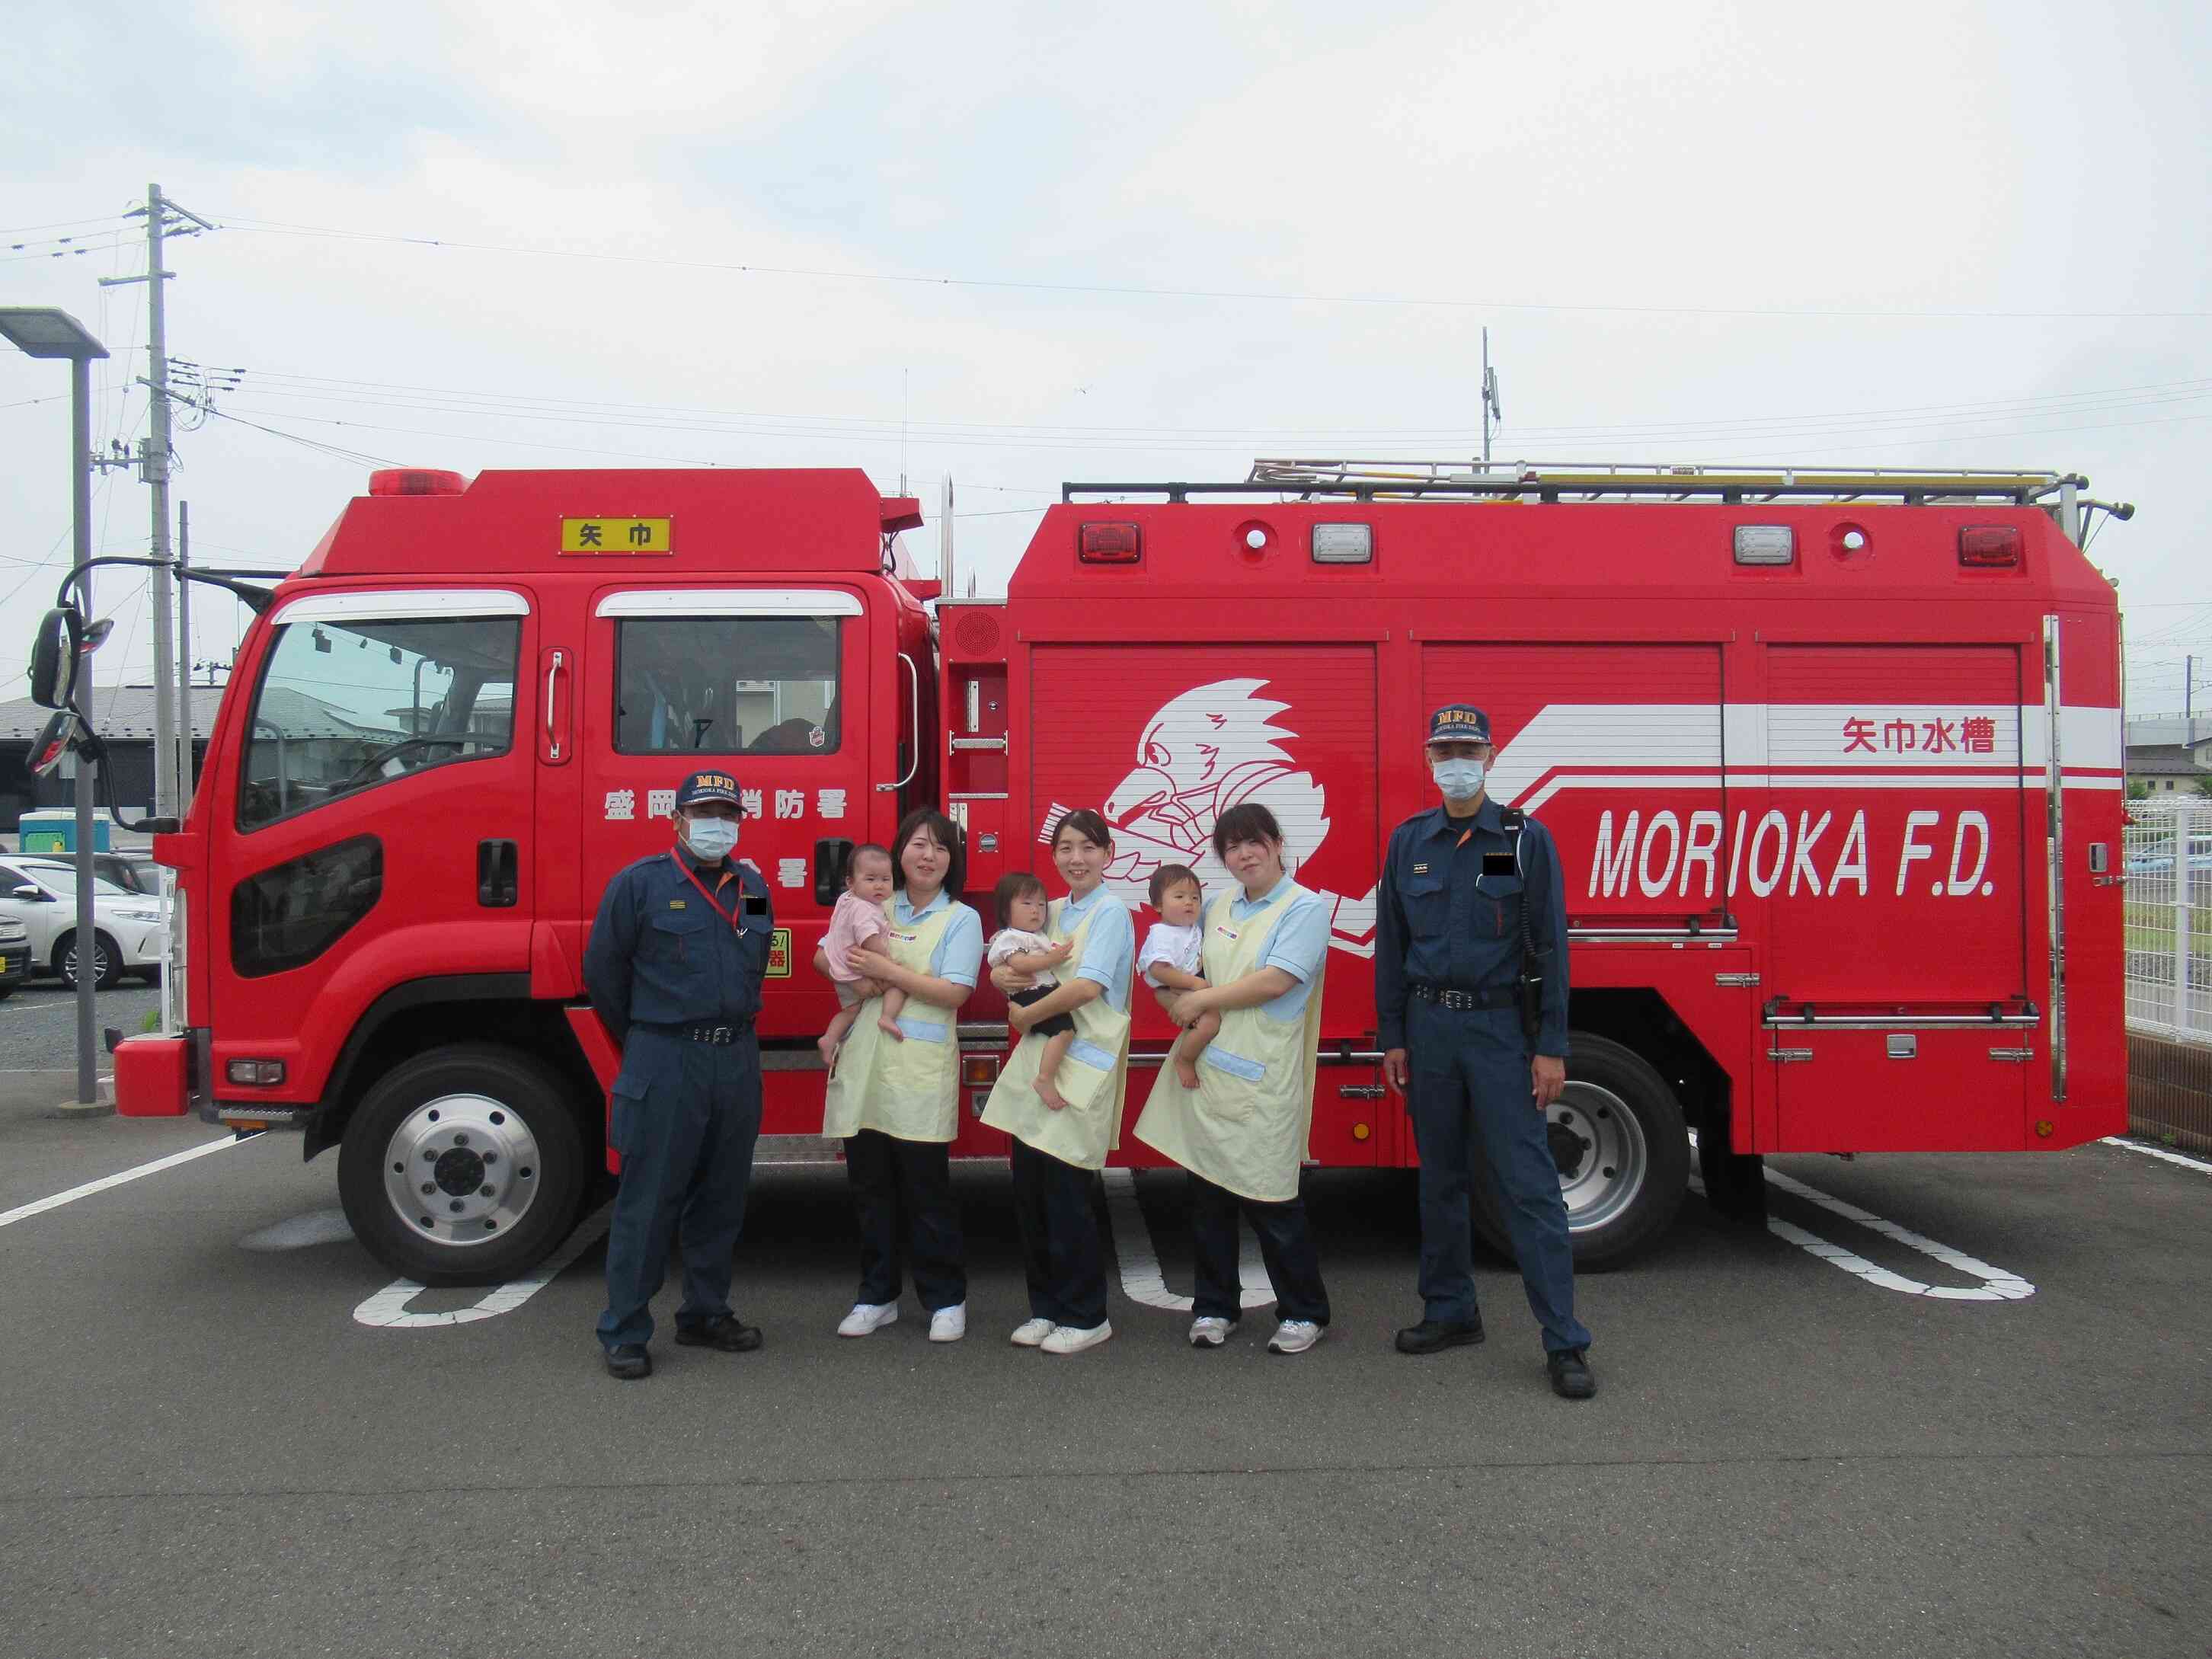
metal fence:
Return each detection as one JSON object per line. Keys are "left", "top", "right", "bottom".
{"left": 2123, "top": 794, "right": 2212, "bottom": 1046}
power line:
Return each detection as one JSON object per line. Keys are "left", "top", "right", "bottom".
{"left": 212, "top": 213, "right": 2212, "bottom": 323}
{"left": 197, "top": 359, "right": 2212, "bottom": 445}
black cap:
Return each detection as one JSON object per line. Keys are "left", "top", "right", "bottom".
{"left": 1426, "top": 704, "right": 1491, "bottom": 745}
{"left": 674, "top": 769, "right": 744, "bottom": 810}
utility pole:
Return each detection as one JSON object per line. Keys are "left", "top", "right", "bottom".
{"left": 1480, "top": 328, "right": 1502, "bottom": 468}
{"left": 101, "top": 183, "right": 213, "bottom": 824}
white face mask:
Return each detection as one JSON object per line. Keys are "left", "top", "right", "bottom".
{"left": 1430, "top": 758, "right": 1486, "bottom": 801}
{"left": 683, "top": 817, "right": 740, "bottom": 859}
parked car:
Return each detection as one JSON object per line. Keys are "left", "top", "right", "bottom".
{"left": 0, "top": 856, "right": 168, "bottom": 989}
{"left": 91, "top": 853, "right": 163, "bottom": 896}
{"left": 0, "top": 915, "right": 28, "bottom": 1000}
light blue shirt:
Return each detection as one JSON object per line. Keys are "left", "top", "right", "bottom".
{"left": 1060, "top": 885, "right": 1135, "bottom": 1014}
{"left": 895, "top": 889, "right": 984, "bottom": 988}
{"left": 1223, "top": 874, "right": 1330, "bottom": 1022}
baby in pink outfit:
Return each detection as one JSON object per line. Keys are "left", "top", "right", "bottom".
{"left": 817, "top": 844, "right": 906, "bottom": 1065}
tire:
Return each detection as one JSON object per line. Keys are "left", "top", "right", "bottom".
{"left": 337, "top": 1044, "right": 590, "bottom": 1287}
{"left": 55, "top": 929, "right": 123, "bottom": 991}
{"left": 0, "top": 983, "right": 15, "bottom": 1002}
{"left": 1469, "top": 1031, "right": 1689, "bottom": 1271}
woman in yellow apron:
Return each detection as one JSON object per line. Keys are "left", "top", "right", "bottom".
{"left": 816, "top": 809, "right": 984, "bottom": 1343}
{"left": 1133, "top": 803, "right": 1333, "bottom": 1355}
{"left": 980, "top": 808, "right": 1136, "bottom": 1356}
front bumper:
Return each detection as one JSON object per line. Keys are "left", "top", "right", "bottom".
{"left": 0, "top": 942, "right": 28, "bottom": 986}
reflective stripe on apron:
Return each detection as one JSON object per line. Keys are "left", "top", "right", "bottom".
{"left": 979, "top": 891, "right": 1131, "bottom": 1171}
{"left": 821, "top": 896, "right": 962, "bottom": 1143}
{"left": 1132, "top": 881, "right": 1326, "bottom": 1203}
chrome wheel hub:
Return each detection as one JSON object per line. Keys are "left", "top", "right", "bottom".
{"left": 1548, "top": 1081, "right": 1648, "bottom": 1232}
{"left": 379, "top": 1092, "right": 542, "bottom": 1248}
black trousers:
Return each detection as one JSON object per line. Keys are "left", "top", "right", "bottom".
{"left": 845, "top": 1130, "right": 967, "bottom": 1312}
{"left": 1189, "top": 1172, "right": 1331, "bottom": 1325}
{"left": 1009, "top": 1136, "right": 1108, "bottom": 1328}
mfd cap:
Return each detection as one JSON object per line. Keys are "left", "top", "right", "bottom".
{"left": 1426, "top": 704, "right": 1492, "bottom": 745}
{"left": 675, "top": 769, "right": 745, "bottom": 810}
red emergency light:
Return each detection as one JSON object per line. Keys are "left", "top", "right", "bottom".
{"left": 1957, "top": 525, "right": 2022, "bottom": 567}
{"left": 369, "top": 468, "right": 467, "bottom": 498}
{"left": 1079, "top": 522, "right": 1141, "bottom": 564}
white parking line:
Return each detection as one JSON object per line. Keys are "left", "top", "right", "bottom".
{"left": 353, "top": 1203, "right": 612, "bottom": 1328}
{"left": 2099, "top": 1136, "right": 2212, "bottom": 1175}
{"left": 0, "top": 1134, "right": 249, "bottom": 1230}
{"left": 1687, "top": 1137, "right": 2035, "bottom": 1300}
{"left": 1103, "top": 1167, "right": 1277, "bottom": 1312}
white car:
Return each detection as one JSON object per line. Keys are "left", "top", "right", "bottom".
{"left": 0, "top": 855, "right": 169, "bottom": 989}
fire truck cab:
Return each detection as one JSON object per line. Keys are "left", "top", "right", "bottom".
{"left": 113, "top": 459, "right": 2129, "bottom": 1287}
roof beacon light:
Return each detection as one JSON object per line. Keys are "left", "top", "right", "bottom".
{"left": 1079, "top": 522, "right": 1141, "bottom": 564}
{"left": 1958, "top": 525, "right": 2022, "bottom": 567}
{"left": 1311, "top": 523, "right": 1374, "bottom": 564}
{"left": 369, "top": 468, "right": 467, "bottom": 498}
{"left": 1733, "top": 525, "right": 1795, "bottom": 566}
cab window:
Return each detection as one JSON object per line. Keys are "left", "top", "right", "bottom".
{"left": 615, "top": 616, "right": 840, "bottom": 755}
{"left": 237, "top": 614, "right": 521, "bottom": 831}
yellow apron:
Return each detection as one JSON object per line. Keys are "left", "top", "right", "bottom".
{"left": 979, "top": 892, "right": 1131, "bottom": 1170}
{"left": 1133, "top": 882, "right": 1326, "bottom": 1203}
{"left": 821, "top": 897, "right": 963, "bottom": 1143}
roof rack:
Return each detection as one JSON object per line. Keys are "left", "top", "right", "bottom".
{"left": 1062, "top": 460, "right": 2079, "bottom": 507}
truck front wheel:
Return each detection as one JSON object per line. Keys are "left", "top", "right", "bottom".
{"left": 337, "top": 1044, "right": 589, "bottom": 1287}
{"left": 1470, "top": 1031, "right": 1689, "bottom": 1271}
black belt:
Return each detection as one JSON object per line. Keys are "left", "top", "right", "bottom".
{"left": 635, "top": 1021, "right": 754, "bottom": 1045}
{"left": 1408, "top": 983, "right": 1517, "bottom": 1012}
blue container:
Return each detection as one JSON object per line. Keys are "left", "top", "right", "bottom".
{"left": 18, "top": 809, "right": 113, "bottom": 855}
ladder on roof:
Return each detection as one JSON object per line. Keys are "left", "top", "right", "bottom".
{"left": 1241, "top": 458, "right": 2073, "bottom": 506}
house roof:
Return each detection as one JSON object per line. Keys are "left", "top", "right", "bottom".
{"left": 2127, "top": 743, "right": 2212, "bottom": 778}
{"left": 0, "top": 684, "right": 387, "bottom": 743}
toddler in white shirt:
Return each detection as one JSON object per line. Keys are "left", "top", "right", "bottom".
{"left": 1140, "top": 864, "right": 1219, "bottom": 1090}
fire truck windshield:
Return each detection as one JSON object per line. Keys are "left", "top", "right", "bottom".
{"left": 236, "top": 613, "right": 521, "bottom": 831}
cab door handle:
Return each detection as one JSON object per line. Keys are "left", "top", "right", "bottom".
{"left": 477, "top": 839, "right": 519, "bottom": 907}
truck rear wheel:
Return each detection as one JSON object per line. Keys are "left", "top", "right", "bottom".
{"left": 1470, "top": 1032, "right": 1689, "bottom": 1271}
{"left": 337, "top": 1044, "right": 589, "bottom": 1287}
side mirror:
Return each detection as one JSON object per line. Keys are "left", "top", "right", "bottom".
{"left": 11, "top": 885, "right": 44, "bottom": 902}
{"left": 28, "top": 708, "right": 82, "bottom": 778}
{"left": 28, "top": 607, "right": 82, "bottom": 709}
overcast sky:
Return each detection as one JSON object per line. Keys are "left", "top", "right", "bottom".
{"left": 5, "top": 0, "right": 2209, "bottom": 715}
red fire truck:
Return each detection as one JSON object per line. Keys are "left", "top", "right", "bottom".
{"left": 108, "top": 459, "right": 2130, "bottom": 1285}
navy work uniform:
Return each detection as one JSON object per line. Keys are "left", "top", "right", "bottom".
{"left": 583, "top": 769, "right": 772, "bottom": 1373}
{"left": 1376, "top": 706, "right": 1593, "bottom": 1372}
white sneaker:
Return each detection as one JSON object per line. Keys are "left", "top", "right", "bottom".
{"left": 928, "top": 1303, "right": 967, "bottom": 1343}
{"left": 1188, "top": 1316, "right": 1236, "bottom": 1348}
{"left": 1009, "top": 1316, "right": 1056, "bottom": 1347}
{"left": 1267, "top": 1319, "right": 1324, "bottom": 1355}
{"left": 836, "top": 1301, "right": 900, "bottom": 1338}
{"left": 1041, "top": 1320, "right": 1114, "bottom": 1356}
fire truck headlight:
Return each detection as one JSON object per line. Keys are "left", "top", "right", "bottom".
{"left": 1733, "top": 526, "right": 1795, "bottom": 566}
{"left": 226, "top": 1060, "right": 286, "bottom": 1086}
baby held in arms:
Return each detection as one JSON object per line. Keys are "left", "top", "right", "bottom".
{"left": 987, "top": 872, "right": 1079, "bottom": 1111}
{"left": 1139, "top": 864, "right": 1217, "bottom": 1089}
{"left": 817, "top": 844, "right": 906, "bottom": 1065}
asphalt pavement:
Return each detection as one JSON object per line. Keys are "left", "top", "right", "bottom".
{"left": 0, "top": 978, "right": 161, "bottom": 1075}
{"left": 0, "top": 1081, "right": 2206, "bottom": 1659}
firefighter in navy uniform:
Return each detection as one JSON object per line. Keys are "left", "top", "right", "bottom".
{"left": 1376, "top": 705, "right": 1597, "bottom": 1400}
{"left": 583, "top": 769, "right": 772, "bottom": 1380}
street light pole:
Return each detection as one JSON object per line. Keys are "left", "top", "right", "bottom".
{"left": 0, "top": 306, "right": 111, "bottom": 1111}
{"left": 69, "top": 350, "right": 100, "bottom": 1105}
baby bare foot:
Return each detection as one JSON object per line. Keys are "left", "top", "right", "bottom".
{"left": 817, "top": 1033, "right": 841, "bottom": 1067}
{"left": 1175, "top": 1056, "right": 1202, "bottom": 1089}
{"left": 878, "top": 1014, "right": 906, "bottom": 1041}
{"left": 1037, "top": 1081, "right": 1071, "bottom": 1111}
